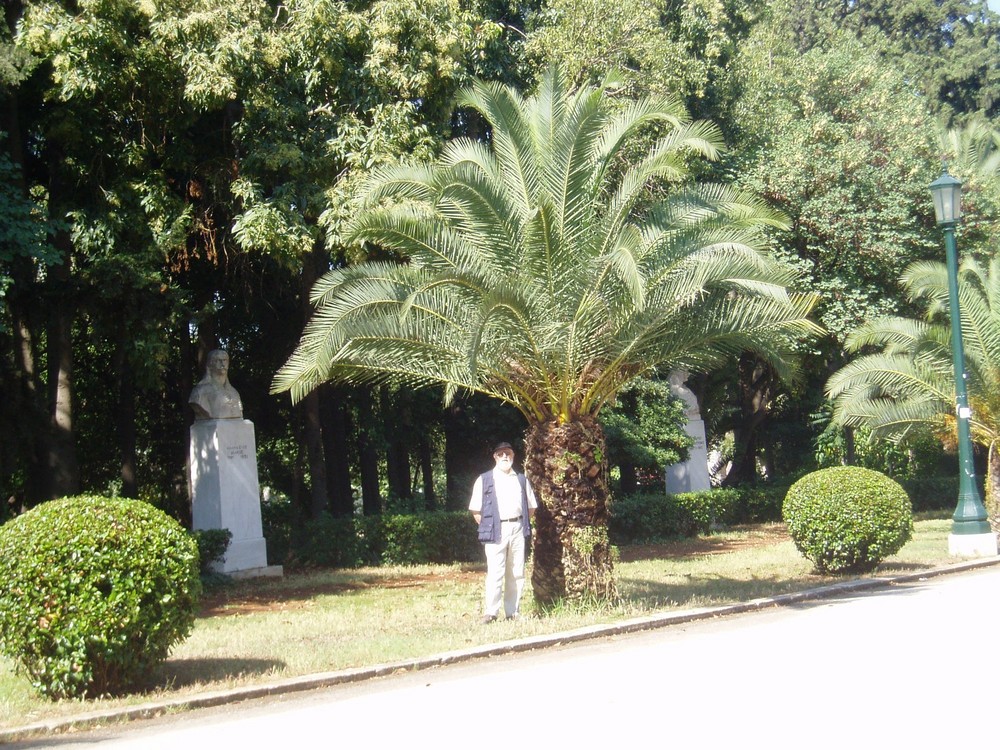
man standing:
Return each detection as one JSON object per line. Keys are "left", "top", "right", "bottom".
{"left": 469, "top": 442, "right": 537, "bottom": 623}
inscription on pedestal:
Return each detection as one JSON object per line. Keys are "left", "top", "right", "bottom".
{"left": 226, "top": 443, "right": 250, "bottom": 460}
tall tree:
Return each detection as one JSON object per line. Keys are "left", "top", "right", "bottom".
{"left": 273, "top": 68, "right": 820, "bottom": 605}
{"left": 764, "top": 0, "right": 1000, "bottom": 122}
{"left": 719, "top": 30, "right": 943, "bottom": 480}
{"left": 523, "top": 0, "right": 759, "bottom": 120}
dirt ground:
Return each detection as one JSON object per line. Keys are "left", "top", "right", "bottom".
{"left": 200, "top": 523, "right": 790, "bottom": 618}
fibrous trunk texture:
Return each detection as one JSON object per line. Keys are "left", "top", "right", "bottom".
{"left": 987, "top": 445, "right": 1000, "bottom": 534}
{"left": 525, "top": 416, "right": 617, "bottom": 608}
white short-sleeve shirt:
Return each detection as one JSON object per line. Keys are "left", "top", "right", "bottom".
{"left": 469, "top": 468, "right": 538, "bottom": 519}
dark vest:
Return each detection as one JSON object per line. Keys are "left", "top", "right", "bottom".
{"left": 477, "top": 470, "right": 531, "bottom": 544}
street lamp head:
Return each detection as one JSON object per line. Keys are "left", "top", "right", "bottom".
{"left": 929, "top": 166, "right": 963, "bottom": 225}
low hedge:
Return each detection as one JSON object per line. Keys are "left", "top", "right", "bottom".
{"left": 278, "top": 511, "right": 483, "bottom": 569}
{"left": 728, "top": 482, "right": 791, "bottom": 524}
{"left": 608, "top": 488, "right": 743, "bottom": 544}
{"left": 899, "top": 475, "right": 959, "bottom": 512}
{"left": 191, "top": 528, "right": 232, "bottom": 574}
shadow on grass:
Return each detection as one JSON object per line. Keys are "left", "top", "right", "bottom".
{"left": 147, "top": 657, "right": 286, "bottom": 691}
{"left": 199, "top": 564, "right": 485, "bottom": 617}
{"left": 618, "top": 573, "right": 824, "bottom": 610}
{"left": 620, "top": 563, "right": 936, "bottom": 612}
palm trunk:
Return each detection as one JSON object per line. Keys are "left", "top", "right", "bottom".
{"left": 525, "top": 416, "right": 616, "bottom": 608}
{"left": 986, "top": 443, "right": 1000, "bottom": 534}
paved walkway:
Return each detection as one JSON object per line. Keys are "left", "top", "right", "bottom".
{"left": 4, "top": 557, "right": 1000, "bottom": 746}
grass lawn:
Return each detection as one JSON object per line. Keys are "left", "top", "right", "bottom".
{"left": 0, "top": 514, "right": 964, "bottom": 731}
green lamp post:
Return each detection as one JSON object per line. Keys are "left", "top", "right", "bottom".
{"left": 929, "top": 167, "right": 998, "bottom": 556}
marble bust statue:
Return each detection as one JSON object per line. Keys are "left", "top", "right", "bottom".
{"left": 668, "top": 369, "right": 700, "bottom": 419}
{"left": 188, "top": 349, "right": 244, "bottom": 420}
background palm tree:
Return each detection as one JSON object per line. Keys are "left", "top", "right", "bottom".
{"left": 827, "top": 257, "right": 1000, "bottom": 529}
{"left": 273, "top": 67, "right": 820, "bottom": 606}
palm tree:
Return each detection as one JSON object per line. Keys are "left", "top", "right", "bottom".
{"left": 937, "top": 119, "right": 1000, "bottom": 183}
{"left": 273, "top": 68, "right": 820, "bottom": 606}
{"left": 827, "top": 257, "right": 1000, "bottom": 529}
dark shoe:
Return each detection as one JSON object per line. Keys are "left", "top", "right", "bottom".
{"left": 505, "top": 613, "right": 520, "bottom": 621}
{"left": 481, "top": 614, "right": 497, "bottom": 624}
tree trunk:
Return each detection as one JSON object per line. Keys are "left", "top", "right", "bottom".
{"left": 320, "top": 385, "right": 354, "bottom": 517}
{"left": 357, "top": 388, "right": 381, "bottom": 515}
{"left": 301, "top": 389, "right": 328, "bottom": 518}
{"left": 114, "top": 334, "right": 138, "bottom": 498}
{"left": 300, "top": 247, "right": 330, "bottom": 517}
{"left": 386, "top": 439, "right": 410, "bottom": 502}
{"left": 419, "top": 436, "right": 436, "bottom": 510}
{"left": 843, "top": 426, "right": 856, "bottom": 465}
{"left": 525, "top": 415, "right": 616, "bottom": 608}
{"left": 45, "top": 252, "right": 79, "bottom": 499}
{"left": 723, "top": 354, "right": 774, "bottom": 486}
{"left": 618, "top": 462, "right": 637, "bottom": 495}
{"left": 9, "top": 291, "right": 49, "bottom": 505}
{"left": 382, "top": 388, "right": 412, "bottom": 505}
{"left": 986, "top": 444, "right": 1000, "bottom": 534}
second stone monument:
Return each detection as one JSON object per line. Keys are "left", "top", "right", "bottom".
{"left": 664, "top": 370, "right": 712, "bottom": 494}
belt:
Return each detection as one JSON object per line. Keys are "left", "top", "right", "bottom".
{"left": 502, "top": 516, "right": 522, "bottom": 522}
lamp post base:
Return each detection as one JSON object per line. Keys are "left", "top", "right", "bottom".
{"left": 948, "top": 532, "right": 998, "bottom": 557}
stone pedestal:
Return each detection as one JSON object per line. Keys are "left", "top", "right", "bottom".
{"left": 190, "top": 419, "right": 271, "bottom": 574}
{"left": 948, "top": 532, "right": 998, "bottom": 557}
{"left": 665, "top": 418, "right": 712, "bottom": 494}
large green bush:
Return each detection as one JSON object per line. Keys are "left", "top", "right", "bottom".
{"left": 783, "top": 467, "right": 913, "bottom": 574}
{"left": 0, "top": 496, "right": 201, "bottom": 699}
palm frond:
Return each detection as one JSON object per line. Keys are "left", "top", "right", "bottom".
{"left": 276, "top": 67, "right": 819, "bottom": 420}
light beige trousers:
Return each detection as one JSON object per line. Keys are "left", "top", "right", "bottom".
{"left": 483, "top": 518, "right": 526, "bottom": 618}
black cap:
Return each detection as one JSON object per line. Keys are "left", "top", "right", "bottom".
{"left": 493, "top": 441, "right": 514, "bottom": 454}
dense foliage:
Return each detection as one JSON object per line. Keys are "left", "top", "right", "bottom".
{"left": 600, "top": 377, "right": 693, "bottom": 493}
{"left": 0, "top": 496, "right": 201, "bottom": 699}
{"left": 782, "top": 467, "right": 913, "bottom": 574}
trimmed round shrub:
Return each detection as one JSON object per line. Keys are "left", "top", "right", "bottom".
{"left": 783, "top": 467, "right": 913, "bottom": 574}
{"left": 0, "top": 496, "right": 201, "bottom": 699}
